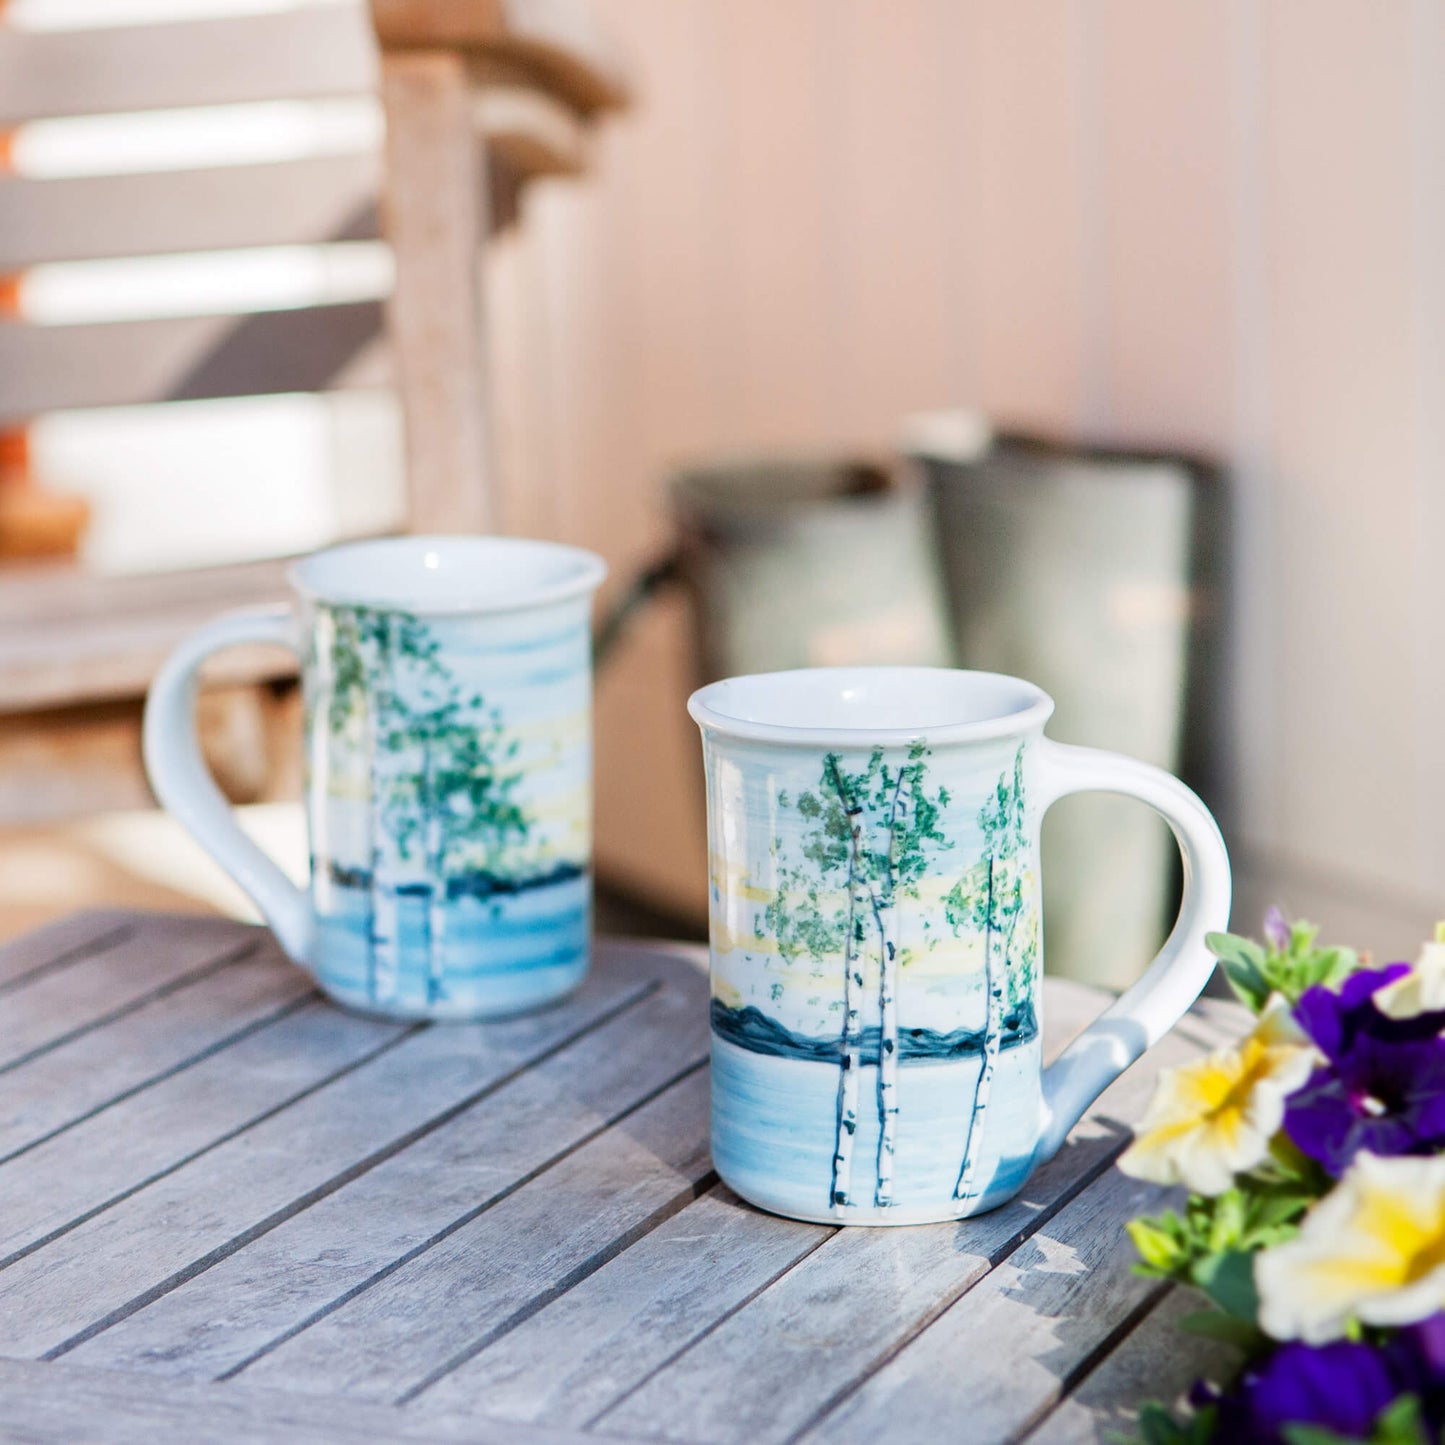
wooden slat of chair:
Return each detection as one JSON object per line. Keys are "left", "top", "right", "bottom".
{"left": 0, "top": 155, "right": 382, "bottom": 270}
{"left": 0, "top": 0, "right": 627, "bottom": 827}
{"left": 0, "top": 3, "right": 624, "bottom": 130}
{"left": 0, "top": 87, "right": 582, "bottom": 271}
{"left": 0, "top": 557, "right": 296, "bottom": 712}
{"left": 377, "top": 50, "right": 493, "bottom": 533}
{"left": 0, "top": 8, "right": 377, "bottom": 126}
{"left": 370, "top": 0, "right": 629, "bottom": 114}
{"left": 0, "top": 304, "right": 387, "bottom": 424}
{"left": 476, "top": 85, "right": 589, "bottom": 180}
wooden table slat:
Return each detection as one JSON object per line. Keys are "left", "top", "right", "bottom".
{"left": 0, "top": 911, "right": 1250, "bottom": 1444}
{"left": 0, "top": 941, "right": 313, "bottom": 1163}
{"left": 1023, "top": 1286, "right": 1239, "bottom": 1445}
{"left": 74, "top": 978, "right": 710, "bottom": 1384}
{"left": 0, "top": 914, "right": 261, "bottom": 1073}
{"left": 801, "top": 1167, "right": 1173, "bottom": 1445}
{"left": 0, "top": 907, "right": 134, "bottom": 991}
{"left": 0, "top": 998, "right": 406, "bottom": 1269}
{"left": 0, "top": 1357, "right": 593, "bottom": 1445}
{"left": 418, "top": 1181, "right": 832, "bottom": 1430}
{"left": 0, "top": 953, "right": 660, "bottom": 1358}
{"left": 240, "top": 1067, "right": 714, "bottom": 1404}
{"left": 585, "top": 1028, "right": 1203, "bottom": 1445}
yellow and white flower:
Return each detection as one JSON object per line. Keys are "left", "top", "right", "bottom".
{"left": 1257, "top": 1151, "right": 1445, "bottom": 1344}
{"left": 1118, "top": 994, "right": 1317, "bottom": 1196}
{"left": 1374, "top": 923, "right": 1445, "bottom": 1020}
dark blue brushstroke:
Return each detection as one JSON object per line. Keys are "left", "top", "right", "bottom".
{"left": 325, "top": 860, "right": 584, "bottom": 900}
{"left": 711, "top": 999, "right": 1038, "bottom": 1067}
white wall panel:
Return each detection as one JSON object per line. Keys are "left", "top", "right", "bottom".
{"left": 484, "top": 0, "right": 1445, "bottom": 944}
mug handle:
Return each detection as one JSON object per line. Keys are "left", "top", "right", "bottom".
{"left": 1033, "top": 739, "right": 1231, "bottom": 1161}
{"left": 142, "top": 606, "right": 314, "bottom": 967}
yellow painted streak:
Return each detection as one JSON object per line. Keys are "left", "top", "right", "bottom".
{"left": 709, "top": 911, "right": 985, "bottom": 977}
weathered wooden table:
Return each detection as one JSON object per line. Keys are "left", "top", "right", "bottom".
{"left": 0, "top": 910, "right": 1243, "bottom": 1444}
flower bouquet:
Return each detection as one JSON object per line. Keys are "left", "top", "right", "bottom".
{"left": 1120, "top": 910, "right": 1445, "bottom": 1445}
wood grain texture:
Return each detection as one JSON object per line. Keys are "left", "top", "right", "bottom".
{"left": 0, "top": 913, "right": 261, "bottom": 1073}
{"left": 0, "top": 911, "right": 1230, "bottom": 1442}
{"left": 240, "top": 1067, "right": 713, "bottom": 1402}
{"left": 75, "top": 977, "right": 709, "bottom": 1382}
{"left": 1024, "top": 1286, "right": 1238, "bottom": 1445}
{"left": 413, "top": 1182, "right": 831, "bottom": 1427}
{"left": 0, "top": 304, "right": 385, "bottom": 424}
{"left": 0, "top": 1356, "right": 599, "bottom": 1445}
{"left": 0, "top": 952, "right": 658, "bottom": 1358}
{"left": 378, "top": 50, "right": 494, "bottom": 533}
{"left": 804, "top": 1166, "right": 1174, "bottom": 1445}
{"left": 0, "top": 998, "right": 400, "bottom": 1267}
{"left": 0, "top": 940, "right": 312, "bottom": 1161}
{"left": 0, "top": 7, "right": 376, "bottom": 125}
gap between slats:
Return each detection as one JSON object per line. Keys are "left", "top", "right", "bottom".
{"left": 0, "top": 985, "right": 317, "bottom": 1167}
{"left": 0, "top": 1009, "right": 421, "bottom": 1274}
{"left": 531, "top": 1019, "right": 1203, "bottom": 1444}
{"left": 407, "top": 997, "right": 1169, "bottom": 1431}
{"left": 1012, "top": 1280, "right": 1174, "bottom": 1445}
{"left": 0, "top": 910, "right": 135, "bottom": 994}
{"left": 575, "top": 1200, "right": 838, "bottom": 1432}
{"left": 59, "top": 968, "right": 710, "bottom": 1387}
{"left": 0, "top": 931, "right": 263, "bottom": 1077}
{"left": 36, "top": 978, "right": 668, "bottom": 1360}
{"left": 590, "top": 1141, "right": 1131, "bottom": 1445}
{"left": 239, "top": 1059, "right": 715, "bottom": 1394}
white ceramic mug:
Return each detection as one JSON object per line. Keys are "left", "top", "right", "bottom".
{"left": 145, "top": 535, "right": 606, "bottom": 1021}
{"left": 689, "top": 666, "right": 1230, "bottom": 1225}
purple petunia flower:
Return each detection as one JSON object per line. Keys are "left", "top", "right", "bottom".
{"left": 1194, "top": 1316, "right": 1445, "bottom": 1443}
{"left": 1194, "top": 1340, "right": 1398, "bottom": 1443}
{"left": 1283, "top": 966, "right": 1445, "bottom": 1176}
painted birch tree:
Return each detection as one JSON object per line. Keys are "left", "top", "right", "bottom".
{"left": 325, "top": 606, "right": 530, "bottom": 1003}
{"left": 951, "top": 744, "right": 1029, "bottom": 1203}
{"left": 767, "top": 744, "right": 951, "bottom": 1212}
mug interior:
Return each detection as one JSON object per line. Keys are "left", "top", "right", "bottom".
{"left": 290, "top": 535, "right": 607, "bottom": 615}
{"left": 688, "top": 667, "right": 1053, "bottom": 746}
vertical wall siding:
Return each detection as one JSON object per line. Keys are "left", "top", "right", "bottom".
{"left": 488, "top": 0, "right": 1445, "bottom": 952}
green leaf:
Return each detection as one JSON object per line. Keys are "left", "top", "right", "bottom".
{"left": 1175, "top": 1308, "right": 1267, "bottom": 1354}
{"left": 1191, "top": 1249, "right": 1260, "bottom": 1323}
{"left": 1128, "top": 1217, "right": 1185, "bottom": 1274}
{"left": 1282, "top": 1428, "right": 1362, "bottom": 1445}
{"left": 1130, "top": 1401, "right": 1213, "bottom": 1445}
{"left": 1369, "top": 1395, "right": 1430, "bottom": 1445}
{"left": 1207, "top": 931, "right": 1273, "bottom": 1010}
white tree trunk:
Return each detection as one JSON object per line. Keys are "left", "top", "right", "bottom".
{"left": 368, "top": 736, "right": 408, "bottom": 1006}
{"left": 955, "top": 860, "right": 1002, "bottom": 1202}
{"left": 424, "top": 762, "right": 448, "bottom": 1004}
{"left": 873, "top": 904, "right": 899, "bottom": 1208}
{"left": 830, "top": 839, "right": 866, "bottom": 1216}
{"left": 360, "top": 694, "right": 380, "bottom": 1003}
{"left": 370, "top": 835, "right": 401, "bottom": 1003}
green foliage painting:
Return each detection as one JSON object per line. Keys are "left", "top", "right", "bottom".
{"left": 950, "top": 745, "right": 1034, "bottom": 1202}
{"left": 758, "top": 742, "right": 1035, "bottom": 1213}
{"left": 322, "top": 605, "right": 534, "bottom": 1003}
{"left": 765, "top": 742, "right": 952, "bottom": 1211}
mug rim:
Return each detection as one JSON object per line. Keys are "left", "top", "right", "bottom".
{"left": 688, "top": 666, "right": 1055, "bottom": 747}
{"left": 288, "top": 535, "right": 608, "bottom": 616}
